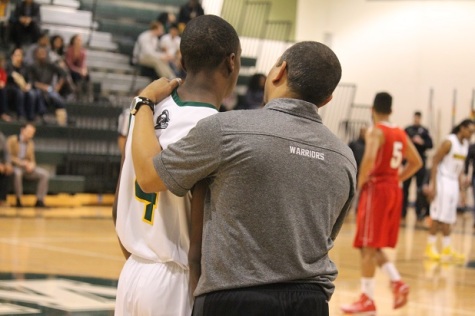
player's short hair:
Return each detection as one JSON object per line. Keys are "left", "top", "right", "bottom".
{"left": 414, "top": 111, "right": 421, "bottom": 117}
{"left": 180, "top": 15, "right": 240, "bottom": 73}
{"left": 276, "top": 41, "right": 341, "bottom": 106}
{"left": 373, "top": 92, "right": 392, "bottom": 114}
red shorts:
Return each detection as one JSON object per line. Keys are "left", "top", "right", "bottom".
{"left": 353, "top": 180, "right": 402, "bottom": 248}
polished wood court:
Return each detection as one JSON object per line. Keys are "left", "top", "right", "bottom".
{"left": 0, "top": 195, "right": 474, "bottom": 315}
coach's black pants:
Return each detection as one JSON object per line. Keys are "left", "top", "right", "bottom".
{"left": 192, "top": 283, "right": 329, "bottom": 316}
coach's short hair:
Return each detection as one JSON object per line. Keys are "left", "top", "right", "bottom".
{"left": 180, "top": 15, "right": 240, "bottom": 73}
{"left": 277, "top": 41, "right": 341, "bottom": 106}
{"left": 373, "top": 92, "right": 392, "bottom": 114}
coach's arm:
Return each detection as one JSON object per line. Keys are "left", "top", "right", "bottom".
{"left": 132, "top": 78, "right": 182, "bottom": 193}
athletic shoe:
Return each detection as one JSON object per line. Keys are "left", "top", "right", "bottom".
{"left": 424, "top": 244, "right": 440, "bottom": 261}
{"left": 391, "top": 280, "right": 409, "bottom": 309}
{"left": 340, "top": 293, "right": 376, "bottom": 315}
{"left": 441, "top": 246, "right": 465, "bottom": 262}
{"left": 34, "top": 200, "right": 47, "bottom": 208}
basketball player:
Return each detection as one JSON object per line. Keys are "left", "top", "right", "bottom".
{"left": 341, "top": 92, "right": 422, "bottom": 315}
{"left": 133, "top": 41, "right": 355, "bottom": 316}
{"left": 425, "top": 119, "right": 474, "bottom": 261}
{"left": 113, "top": 15, "right": 241, "bottom": 316}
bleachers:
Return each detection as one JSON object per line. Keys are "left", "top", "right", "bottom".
{"left": 0, "top": 101, "right": 122, "bottom": 194}
{"left": 0, "top": 0, "right": 260, "bottom": 197}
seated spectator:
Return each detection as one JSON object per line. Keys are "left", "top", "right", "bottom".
{"left": 5, "top": 48, "right": 36, "bottom": 122}
{"left": 159, "top": 23, "right": 184, "bottom": 78}
{"left": 132, "top": 22, "right": 174, "bottom": 79}
{"left": 65, "top": 34, "right": 91, "bottom": 102}
{"left": 49, "top": 34, "right": 75, "bottom": 99}
{"left": 157, "top": 12, "right": 176, "bottom": 34}
{"left": 7, "top": 122, "right": 49, "bottom": 208}
{"left": 49, "top": 34, "right": 64, "bottom": 63}
{"left": 0, "top": 54, "right": 11, "bottom": 121}
{"left": 0, "top": 130, "right": 13, "bottom": 207}
{"left": 237, "top": 73, "right": 266, "bottom": 110}
{"left": 29, "top": 46, "right": 68, "bottom": 126}
{"left": 9, "top": 0, "right": 41, "bottom": 48}
{"left": 177, "top": 0, "right": 204, "bottom": 31}
{"left": 24, "top": 30, "right": 50, "bottom": 66}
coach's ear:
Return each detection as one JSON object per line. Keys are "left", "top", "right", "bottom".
{"left": 317, "top": 95, "right": 333, "bottom": 108}
{"left": 271, "top": 61, "right": 287, "bottom": 84}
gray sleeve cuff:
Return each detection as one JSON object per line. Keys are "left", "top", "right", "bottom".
{"left": 153, "top": 153, "right": 188, "bottom": 197}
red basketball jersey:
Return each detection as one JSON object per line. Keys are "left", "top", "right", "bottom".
{"left": 369, "top": 122, "right": 407, "bottom": 181}
{"left": 354, "top": 122, "right": 407, "bottom": 248}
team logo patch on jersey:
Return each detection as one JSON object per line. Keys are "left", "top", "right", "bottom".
{"left": 155, "top": 110, "right": 170, "bottom": 129}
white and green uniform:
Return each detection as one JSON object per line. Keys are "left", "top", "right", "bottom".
{"left": 115, "top": 90, "right": 217, "bottom": 316}
{"left": 430, "top": 134, "right": 469, "bottom": 224}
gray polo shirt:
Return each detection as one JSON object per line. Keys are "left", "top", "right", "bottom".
{"left": 154, "top": 98, "right": 357, "bottom": 299}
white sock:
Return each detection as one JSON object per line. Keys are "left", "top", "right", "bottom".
{"left": 442, "top": 236, "right": 451, "bottom": 248}
{"left": 381, "top": 262, "right": 401, "bottom": 282}
{"left": 427, "top": 235, "right": 437, "bottom": 245}
{"left": 361, "top": 278, "right": 375, "bottom": 299}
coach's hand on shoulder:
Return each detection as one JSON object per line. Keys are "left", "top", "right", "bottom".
{"left": 139, "top": 78, "right": 182, "bottom": 104}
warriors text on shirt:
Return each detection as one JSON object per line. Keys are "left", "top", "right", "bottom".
{"left": 289, "top": 145, "right": 325, "bottom": 160}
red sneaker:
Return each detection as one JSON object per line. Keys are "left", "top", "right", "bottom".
{"left": 340, "top": 293, "right": 376, "bottom": 315}
{"left": 391, "top": 280, "right": 409, "bottom": 309}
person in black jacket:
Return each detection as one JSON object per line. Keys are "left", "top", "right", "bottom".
{"left": 348, "top": 125, "right": 367, "bottom": 173}
{"left": 9, "top": 0, "right": 41, "bottom": 48}
{"left": 402, "top": 111, "right": 433, "bottom": 223}
{"left": 177, "top": 0, "right": 204, "bottom": 29}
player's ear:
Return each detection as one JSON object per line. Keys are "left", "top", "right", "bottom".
{"left": 226, "top": 53, "right": 236, "bottom": 75}
{"left": 180, "top": 56, "right": 187, "bottom": 72}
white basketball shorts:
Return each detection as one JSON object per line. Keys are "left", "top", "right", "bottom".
{"left": 115, "top": 255, "right": 192, "bottom": 316}
{"left": 429, "top": 175, "right": 459, "bottom": 224}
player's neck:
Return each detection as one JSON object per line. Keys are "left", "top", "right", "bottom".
{"left": 177, "top": 74, "right": 228, "bottom": 109}
{"left": 373, "top": 114, "right": 390, "bottom": 124}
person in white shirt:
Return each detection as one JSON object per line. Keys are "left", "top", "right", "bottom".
{"left": 132, "top": 22, "right": 174, "bottom": 79}
{"left": 114, "top": 15, "right": 241, "bottom": 316}
{"left": 160, "top": 23, "right": 184, "bottom": 77}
